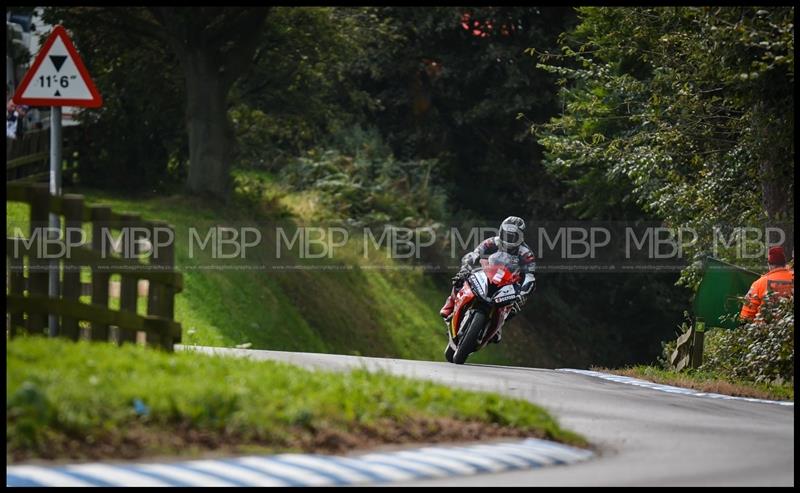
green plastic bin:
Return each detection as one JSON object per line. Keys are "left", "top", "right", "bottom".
{"left": 693, "top": 257, "right": 760, "bottom": 330}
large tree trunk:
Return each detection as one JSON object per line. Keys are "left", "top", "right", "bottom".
{"left": 67, "top": 8, "right": 273, "bottom": 199}
{"left": 145, "top": 7, "right": 269, "bottom": 200}
{"left": 184, "top": 51, "right": 234, "bottom": 200}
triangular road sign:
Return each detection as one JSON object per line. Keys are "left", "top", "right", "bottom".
{"left": 13, "top": 25, "right": 103, "bottom": 108}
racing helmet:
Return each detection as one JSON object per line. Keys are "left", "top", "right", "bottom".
{"left": 498, "top": 223, "right": 523, "bottom": 252}
{"left": 501, "top": 216, "right": 526, "bottom": 231}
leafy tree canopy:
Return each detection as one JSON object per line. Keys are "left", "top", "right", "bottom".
{"left": 535, "top": 7, "right": 794, "bottom": 285}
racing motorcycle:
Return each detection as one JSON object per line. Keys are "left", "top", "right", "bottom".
{"left": 444, "top": 251, "right": 522, "bottom": 364}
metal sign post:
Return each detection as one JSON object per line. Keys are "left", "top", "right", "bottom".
{"left": 47, "top": 106, "right": 62, "bottom": 336}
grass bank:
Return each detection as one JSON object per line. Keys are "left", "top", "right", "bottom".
{"left": 594, "top": 365, "right": 793, "bottom": 401}
{"left": 6, "top": 171, "right": 514, "bottom": 365}
{"left": 7, "top": 337, "right": 586, "bottom": 462}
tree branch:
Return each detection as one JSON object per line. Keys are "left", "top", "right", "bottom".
{"left": 97, "top": 7, "right": 166, "bottom": 43}
{"left": 147, "top": 7, "right": 190, "bottom": 55}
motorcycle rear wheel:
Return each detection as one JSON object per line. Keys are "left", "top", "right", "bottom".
{"left": 453, "top": 310, "right": 486, "bottom": 365}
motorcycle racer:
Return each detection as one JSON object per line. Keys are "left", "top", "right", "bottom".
{"left": 440, "top": 216, "right": 536, "bottom": 343}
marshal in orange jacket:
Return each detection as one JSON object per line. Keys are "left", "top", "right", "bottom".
{"left": 739, "top": 266, "right": 794, "bottom": 321}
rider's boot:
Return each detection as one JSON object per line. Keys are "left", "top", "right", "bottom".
{"left": 439, "top": 294, "right": 455, "bottom": 321}
{"left": 490, "top": 328, "right": 502, "bottom": 344}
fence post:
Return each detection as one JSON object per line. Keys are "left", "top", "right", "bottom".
{"left": 26, "top": 184, "right": 51, "bottom": 334}
{"left": 147, "top": 220, "right": 177, "bottom": 350}
{"left": 89, "top": 205, "right": 112, "bottom": 341}
{"left": 163, "top": 225, "right": 179, "bottom": 349}
{"left": 117, "top": 213, "right": 141, "bottom": 345}
{"left": 690, "top": 319, "right": 705, "bottom": 369}
{"left": 60, "top": 194, "right": 84, "bottom": 340}
{"left": 8, "top": 253, "right": 26, "bottom": 335}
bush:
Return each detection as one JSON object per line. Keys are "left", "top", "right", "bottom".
{"left": 701, "top": 293, "right": 794, "bottom": 385}
{"left": 230, "top": 105, "right": 318, "bottom": 172}
{"left": 232, "top": 171, "right": 291, "bottom": 218}
{"left": 279, "top": 126, "right": 449, "bottom": 225}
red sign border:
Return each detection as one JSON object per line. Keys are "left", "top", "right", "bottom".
{"left": 12, "top": 25, "right": 103, "bottom": 108}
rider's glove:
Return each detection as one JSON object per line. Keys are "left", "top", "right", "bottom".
{"left": 519, "top": 273, "right": 536, "bottom": 296}
{"left": 512, "top": 294, "right": 526, "bottom": 313}
{"left": 452, "top": 266, "right": 470, "bottom": 285}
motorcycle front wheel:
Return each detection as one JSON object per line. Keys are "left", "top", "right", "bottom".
{"left": 453, "top": 310, "right": 486, "bottom": 365}
{"left": 444, "top": 344, "right": 455, "bottom": 363}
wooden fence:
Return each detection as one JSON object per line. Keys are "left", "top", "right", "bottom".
{"left": 6, "top": 126, "right": 80, "bottom": 183}
{"left": 6, "top": 182, "right": 182, "bottom": 350}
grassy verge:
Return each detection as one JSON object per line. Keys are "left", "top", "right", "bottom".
{"left": 7, "top": 337, "right": 586, "bottom": 463}
{"left": 593, "top": 365, "right": 794, "bottom": 401}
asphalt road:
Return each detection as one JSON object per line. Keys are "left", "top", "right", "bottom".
{"left": 178, "top": 346, "right": 794, "bottom": 486}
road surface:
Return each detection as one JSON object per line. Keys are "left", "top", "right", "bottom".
{"left": 179, "top": 346, "right": 794, "bottom": 486}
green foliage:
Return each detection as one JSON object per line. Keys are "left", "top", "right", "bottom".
{"left": 7, "top": 336, "right": 585, "bottom": 458}
{"left": 231, "top": 7, "right": 391, "bottom": 171}
{"left": 232, "top": 170, "right": 291, "bottom": 218}
{"left": 536, "top": 7, "right": 795, "bottom": 285}
{"left": 352, "top": 7, "right": 576, "bottom": 218}
{"left": 702, "top": 294, "right": 794, "bottom": 385}
{"left": 280, "top": 126, "right": 448, "bottom": 225}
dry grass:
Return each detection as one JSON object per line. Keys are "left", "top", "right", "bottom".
{"left": 591, "top": 366, "right": 793, "bottom": 401}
